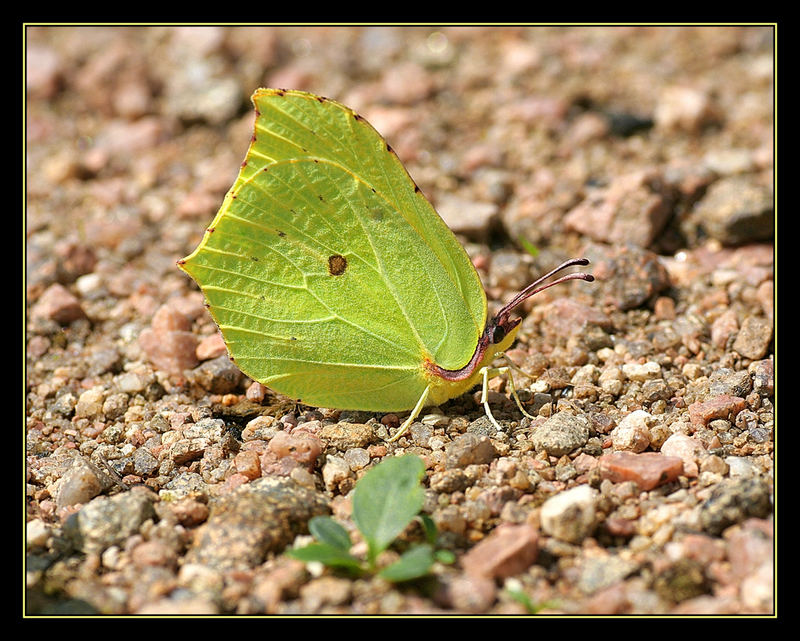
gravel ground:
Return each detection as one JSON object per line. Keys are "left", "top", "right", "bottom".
{"left": 25, "top": 25, "right": 775, "bottom": 616}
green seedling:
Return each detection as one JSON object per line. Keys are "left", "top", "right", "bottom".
{"left": 287, "top": 455, "right": 453, "bottom": 582}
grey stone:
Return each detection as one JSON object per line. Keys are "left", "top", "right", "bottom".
{"left": 530, "top": 412, "right": 591, "bottom": 456}
{"left": 64, "top": 488, "right": 157, "bottom": 553}
{"left": 187, "top": 477, "right": 329, "bottom": 570}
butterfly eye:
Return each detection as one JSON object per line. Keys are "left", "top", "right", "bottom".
{"left": 492, "top": 325, "right": 506, "bottom": 344}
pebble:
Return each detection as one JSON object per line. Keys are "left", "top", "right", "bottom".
{"left": 621, "top": 362, "right": 661, "bottom": 382}
{"left": 709, "top": 368, "right": 752, "bottom": 398}
{"left": 444, "top": 433, "right": 497, "bottom": 469}
{"left": 577, "top": 555, "right": 639, "bottom": 595}
{"left": 599, "top": 451, "right": 684, "bottom": 491}
{"left": 688, "top": 395, "right": 747, "bottom": 428}
{"left": 584, "top": 244, "right": 671, "bottom": 311}
{"left": 460, "top": 523, "right": 539, "bottom": 579}
{"left": 691, "top": 175, "right": 773, "bottom": 245}
{"left": 263, "top": 430, "right": 323, "bottom": 476}
{"left": 660, "top": 433, "right": 705, "bottom": 477}
{"left": 196, "top": 332, "right": 227, "bottom": 361}
{"left": 540, "top": 484, "right": 598, "bottom": 543}
{"left": 138, "top": 305, "right": 199, "bottom": 376}
{"left": 26, "top": 519, "right": 51, "bottom": 549}
{"left": 711, "top": 309, "right": 739, "bottom": 348}
{"left": 54, "top": 456, "right": 109, "bottom": 509}
{"left": 187, "top": 355, "right": 242, "bottom": 394}
{"left": 749, "top": 359, "right": 773, "bottom": 396}
{"left": 63, "top": 487, "right": 157, "bottom": 554}
{"left": 435, "top": 194, "right": 499, "bottom": 242}
{"left": 321, "top": 455, "right": 352, "bottom": 492}
{"left": 299, "top": 576, "right": 352, "bottom": 611}
{"left": 318, "top": 422, "right": 376, "bottom": 449}
{"left": 564, "top": 169, "right": 674, "bottom": 247}
{"left": 698, "top": 477, "right": 772, "bottom": 536}
{"left": 187, "top": 476, "right": 328, "bottom": 570}
{"left": 440, "top": 574, "right": 497, "bottom": 613}
{"left": 654, "top": 85, "right": 719, "bottom": 132}
{"left": 74, "top": 387, "right": 106, "bottom": 419}
{"left": 611, "top": 410, "right": 653, "bottom": 453}
{"left": 732, "top": 316, "right": 773, "bottom": 360}
{"left": 529, "top": 412, "right": 590, "bottom": 457}
{"left": 31, "top": 283, "right": 86, "bottom": 324}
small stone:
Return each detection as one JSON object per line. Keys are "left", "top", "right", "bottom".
{"left": 611, "top": 410, "right": 652, "bottom": 453}
{"left": 264, "top": 430, "right": 322, "bottom": 475}
{"left": 599, "top": 451, "right": 684, "bottom": 491}
{"left": 64, "top": 488, "right": 157, "bottom": 554}
{"left": 343, "top": 447, "right": 370, "bottom": 471}
{"left": 139, "top": 326, "right": 199, "bottom": 376}
{"left": 621, "top": 361, "right": 662, "bottom": 382}
{"left": 131, "top": 539, "right": 176, "bottom": 569}
{"left": 318, "top": 422, "right": 376, "bottom": 449}
{"left": 31, "top": 283, "right": 86, "bottom": 324}
{"left": 749, "top": 359, "right": 773, "bottom": 396}
{"left": 655, "top": 85, "right": 719, "bottom": 132}
{"left": 55, "top": 456, "right": 108, "bottom": 509}
{"left": 133, "top": 447, "right": 159, "bottom": 476}
{"left": 564, "top": 169, "right": 674, "bottom": 248}
{"left": 461, "top": 523, "right": 539, "bottom": 579}
{"left": 711, "top": 309, "right": 739, "bottom": 349}
{"left": 445, "top": 433, "right": 497, "bottom": 469}
{"left": 187, "top": 355, "right": 242, "bottom": 394}
{"left": 234, "top": 450, "right": 262, "bottom": 480}
{"left": 698, "top": 477, "right": 772, "bottom": 536}
{"left": 26, "top": 519, "right": 51, "bottom": 549}
{"left": 584, "top": 243, "right": 671, "bottom": 311}
{"left": 732, "top": 316, "right": 773, "bottom": 360}
{"left": 322, "top": 455, "right": 352, "bottom": 492}
{"left": 442, "top": 574, "right": 497, "bottom": 613}
{"left": 242, "top": 415, "right": 279, "bottom": 441}
{"left": 660, "top": 433, "right": 705, "bottom": 477}
{"left": 196, "top": 332, "right": 227, "bottom": 360}
{"left": 529, "top": 412, "right": 590, "bottom": 457}
{"left": 692, "top": 175, "right": 773, "bottom": 245}
{"left": 435, "top": 194, "right": 499, "bottom": 243}
{"left": 709, "top": 368, "right": 752, "bottom": 398}
{"left": 653, "top": 558, "right": 711, "bottom": 603}
{"left": 540, "top": 484, "right": 598, "bottom": 543}
{"left": 299, "top": 576, "right": 352, "bottom": 611}
{"left": 74, "top": 387, "right": 106, "bottom": 419}
{"left": 167, "top": 498, "right": 210, "bottom": 527}
{"left": 688, "top": 395, "right": 747, "bottom": 428}
{"left": 187, "top": 477, "right": 328, "bottom": 570}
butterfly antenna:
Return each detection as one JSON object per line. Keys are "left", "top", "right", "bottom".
{"left": 497, "top": 258, "right": 594, "bottom": 318}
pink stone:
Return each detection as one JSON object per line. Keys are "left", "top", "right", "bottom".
{"left": 599, "top": 451, "right": 684, "bottom": 491}
{"left": 688, "top": 395, "right": 747, "bottom": 428}
{"left": 234, "top": 450, "right": 262, "bottom": 480}
{"left": 197, "top": 332, "right": 227, "bottom": 360}
{"left": 460, "top": 523, "right": 539, "bottom": 580}
{"left": 151, "top": 304, "right": 192, "bottom": 332}
{"left": 139, "top": 327, "right": 199, "bottom": 375}
{"left": 31, "top": 283, "right": 86, "bottom": 324}
{"left": 660, "top": 433, "right": 705, "bottom": 477}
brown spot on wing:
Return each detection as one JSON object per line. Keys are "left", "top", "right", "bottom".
{"left": 328, "top": 254, "right": 348, "bottom": 276}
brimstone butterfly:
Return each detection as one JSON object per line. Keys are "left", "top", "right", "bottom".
{"left": 178, "top": 89, "right": 593, "bottom": 440}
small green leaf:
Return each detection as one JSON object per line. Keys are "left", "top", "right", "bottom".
{"left": 286, "top": 542, "right": 362, "bottom": 572}
{"left": 308, "top": 516, "right": 352, "bottom": 551}
{"left": 378, "top": 544, "right": 435, "bottom": 583}
{"left": 518, "top": 236, "right": 540, "bottom": 257}
{"left": 434, "top": 548, "right": 456, "bottom": 565}
{"left": 416, "top": 513, "right": 438, "bottom": 545}
{"left": 352, "top": 455, "right": 426, "bottom": 565}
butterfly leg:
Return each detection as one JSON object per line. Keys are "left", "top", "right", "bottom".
{"left": 388, "top": 385, "right": 431, "bottom": 442}
{"left": 479, "top": 365, "right": 535, "bottom": 431}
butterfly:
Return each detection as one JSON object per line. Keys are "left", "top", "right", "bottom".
{"left": 179, "top": 89, "right": 593, "bottom": 440}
